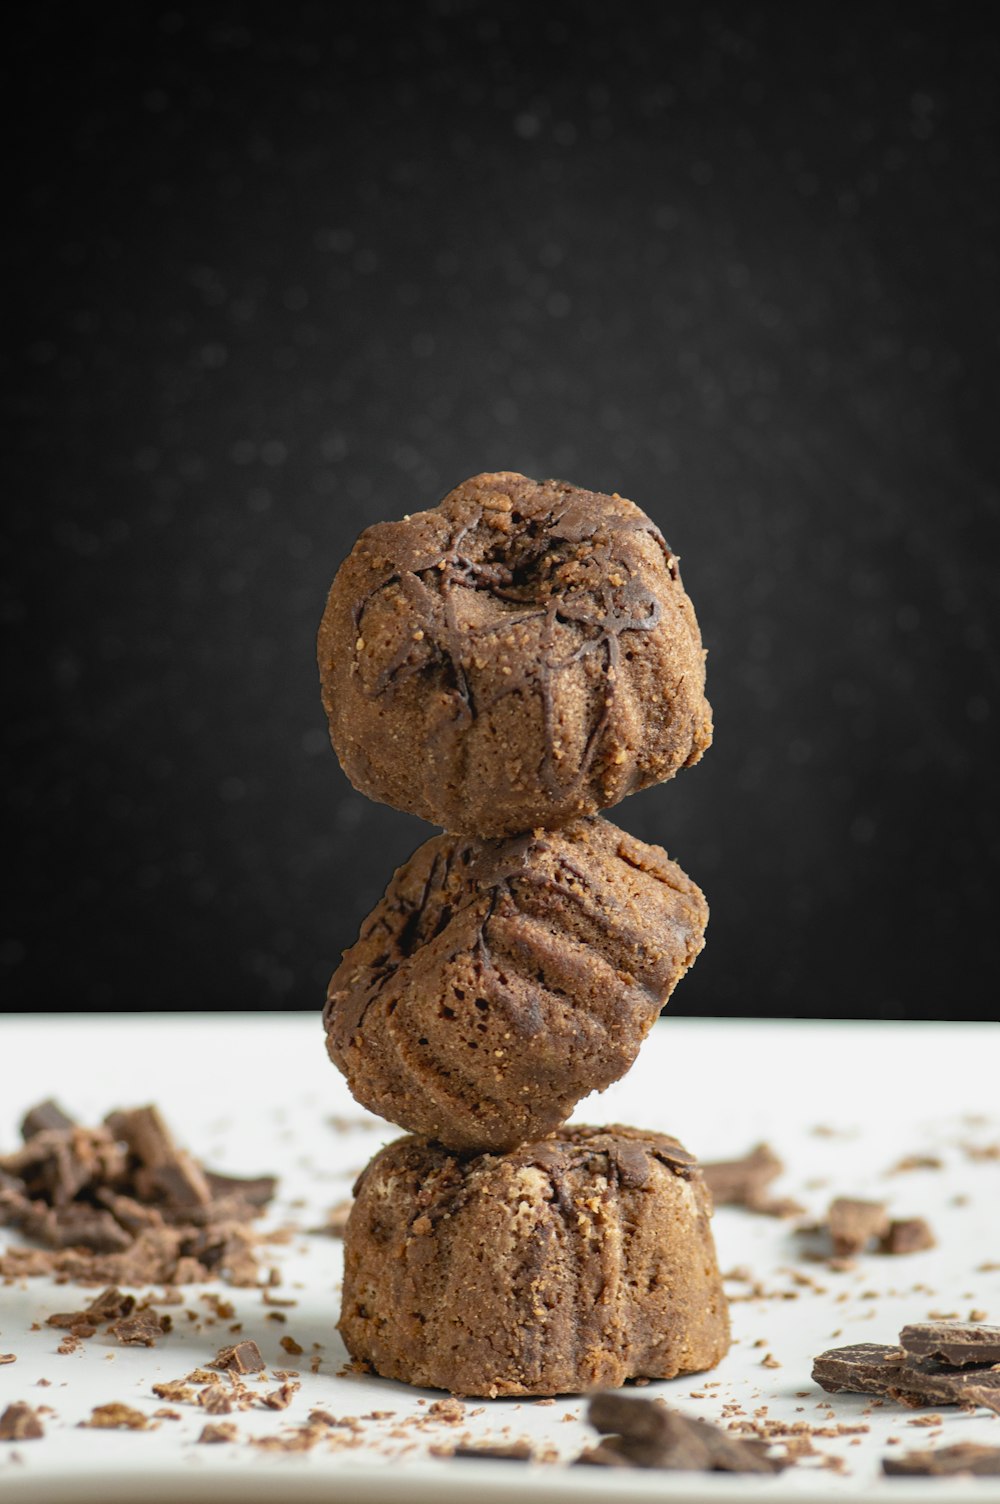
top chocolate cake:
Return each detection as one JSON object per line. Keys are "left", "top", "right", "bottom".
{"left": 318, "top": 471, "right": 711, "bottom": 836}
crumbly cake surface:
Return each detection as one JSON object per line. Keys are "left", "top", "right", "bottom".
{"left": 339, "top": 1124, "right": 731, "bottom": 1397}
{"left": 324, "top": 817, "right": 707, "bottom": 1151}
{"left": 317, "top": 471, "right": 711, "bottom": 836}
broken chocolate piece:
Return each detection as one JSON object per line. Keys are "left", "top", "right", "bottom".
{"left": 0, "top": 1403, "right": 44, "bottom": 1441}
{"left": 0, "top": 1101, "right": 276, "bottom": 1290}
{"left": 108, "top": 1309, "right": 171, "bottom": 1346}
{"left": 883, "top": 1442, "right": 1000, "bottom": 1477}
{"left": 827, "top": 1197, "right": 890, "bottom": 1256}
{"left": 812, "top": 1343, "right": 905, "bottom": 1396}
{"left": 211, "top": 1339, "right": 264, "bottom": 1374}
{"left": 900, "top": 1322, "right": 1000, "bottom": 1367}
{"left": 880, "top": 1218, "right": 935, "bottom": 1255}
{"left": 20, "top": 1100, "right": 76, "bottom": 1139}
{"left": 693, "top": 1144, "right": 783, "bottom": 1212}
{"left": 889, "top": 1359, "right": 1000, "bottom": 1410}
{"left": 587, "top": 1393, "right": 781, "bottom": 1474}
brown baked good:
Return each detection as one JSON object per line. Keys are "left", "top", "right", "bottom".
{"left": 339, "top": 1124, "right": 730, "bottom": 1397}
{"left": 317, "top": 471, "right": 711, "bottom": 837}
{"left": 324, "top": 816, "right": 707, "bottom": 1152}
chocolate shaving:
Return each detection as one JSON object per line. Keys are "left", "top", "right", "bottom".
{"left": 0, "top": 1403, "right": 44, "bottom": 1441}
{"left": 883, "top": 1442, "right": 1000, "bottom": 1477}
{"left": 586, "top": 1393, "right": 782, "bottom": 1473}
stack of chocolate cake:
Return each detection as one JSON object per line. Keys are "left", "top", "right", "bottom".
{"left": 317, "top": 471, "right": 730, "bottom": 1397}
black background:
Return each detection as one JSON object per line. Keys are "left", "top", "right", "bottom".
{"left": 5, "top": 3, "right": 998, "bottom": 1021}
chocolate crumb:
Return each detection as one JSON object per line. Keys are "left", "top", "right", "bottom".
{"left": 279, "top": 1335, "right": 304, "bottom": 1356}
{"left": 198, "top": 1422, "right": 239, "bottom": 1444}
{"left": 0, "top": 1404, "right": 44, "bottom": 1441}
{"left": 81, "top": 1403, "right": 150, "bottom": 1430}
{"left": 427, "top": 1399, "right": 466, "bottom": 1423}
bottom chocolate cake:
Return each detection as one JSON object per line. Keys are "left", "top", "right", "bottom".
{"left": 340, "top": 1124, "right": 730, "bottom": 1397}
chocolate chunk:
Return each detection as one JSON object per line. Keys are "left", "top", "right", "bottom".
{"left": 889, "top": 1359, "right": 1000, "bottom": 1409}
{"left": 880, "top": 1218, "right": 935, "bottom": 1255}
{"left": 812, "top": 1343, "right": 905, "bottom": 1395}
{"left": 104, "top": 1106, "right": 177, "bottom": 1168}
{"left": 108, "top": 1309, "right": 171, "bottom": 1346}
{"left": 211, "top": 1339, "right": 264, "bottom": 1374}
{"left": 900, "top": 1321, "right": 1000, "bottom": 1367}
{"left": 0, "top": 1403, "right": 44, "bottom": 1441}
{"left": 883, "top": 1442, "right": 1000, "bottom": 1477}
{"left": 827, "top": 1197, "right": 890, "bottom": 1255}
{"left": 20, "top": 1100, "right": 76, "bottom": 1139}
{"left": 700, "top": 1144, "right": 783, "bottom": 1210}
{"left": 85, "top": 1287, "right": 136, "bottom": 1322}
{"left": 454, "top": 1441, "right": 534, "bottom": 1461}
{"left": 587, "top": 1394, "right": 781, "bottom": 1474}
{"left": 23, "top": 1202, "right": 134, "bottom": 1254}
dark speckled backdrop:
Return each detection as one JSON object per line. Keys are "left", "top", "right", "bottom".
{"left": 5, "top": 4, "right": 998, "bottom": 1019}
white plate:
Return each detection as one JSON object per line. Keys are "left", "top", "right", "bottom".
{"left": 1, "top": 1014, "right": 999, "bottom": 1503}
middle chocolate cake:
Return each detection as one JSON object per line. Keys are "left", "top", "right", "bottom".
{"left": 324, "top": 815, "right": 707, "bottom": 1152}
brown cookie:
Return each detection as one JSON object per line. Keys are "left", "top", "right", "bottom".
{"left": 339, "top": 1125, "right": 730, "bottom": 1397}
{"left": 317, "top": 471, "right": 711, "bottom": 836}
{"left": 324, "top": 817, "right": 707, "bottom": 1152}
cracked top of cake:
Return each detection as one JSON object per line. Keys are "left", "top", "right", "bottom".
{"left": 318, "top": 471, "right": 712, "bottom": 836}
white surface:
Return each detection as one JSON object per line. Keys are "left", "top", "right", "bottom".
{"left": 0, "top": 1014, "right": 998, "bottom": 1504}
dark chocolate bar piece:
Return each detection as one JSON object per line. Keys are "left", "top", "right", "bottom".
{"left": 812, "top": 1343, "right": 905, "bottom": 1395}
{"left": 900, "top": 1321, "right": 1000, "bottom": 1368}
{"left": 889, "top": 1359, "right": 1000, "bottom": 1410}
